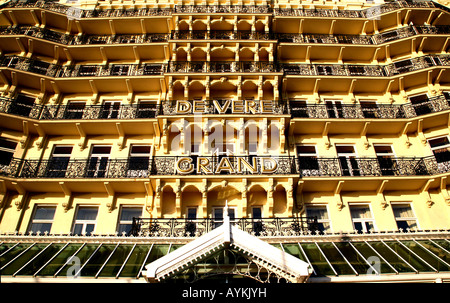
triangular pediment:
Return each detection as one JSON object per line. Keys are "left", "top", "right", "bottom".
{"left": 143, "top": 220, "right": 312, "bottom": 283}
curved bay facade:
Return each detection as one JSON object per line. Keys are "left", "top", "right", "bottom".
{"left": 0, "top": 0, "right": 449, "bottom": 283}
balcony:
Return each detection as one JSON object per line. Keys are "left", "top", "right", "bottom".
{"left": 0, "top": 55, "right": 166, "bottom": 78}
{"left": 289, "top": 94, "right": 450, "bottom": 119}
{"left": 130, "top": 216, "right": 318, "bottom": 237}
{"left": 297, "top": 155, "right": 450, "bottom": 178}
{"left": 170, "top": 30, "right": 273, "bottom": 41}
{"left": 1, "top": 153, "right": 450, "bottom": 180}
{"left": 167, "top": 61, "right": 278, "bottom": 73}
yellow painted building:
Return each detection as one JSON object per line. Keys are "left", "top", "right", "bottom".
{"left": 0, "top": 0, "right": 449, "bottom": 283}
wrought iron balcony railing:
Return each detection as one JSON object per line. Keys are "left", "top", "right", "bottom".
{"left": 2, "top": 0, "right": 443, "bottom": 19}
{"left": 289, "top": 95, "right": 450, "bottom": 119}
{"left": 129, "top": 216, "right": 319, "bottom": 237}
{"left": 1, "top": 154, "right": 450, "bottom": 180}
{"left": 1, "top": 54, "right": 448, "bottom": 79}
{"left": 167, "top": 61, "right": 278, "bottom": 73}
{"left": 2, "top": 24, "right": 448, "bottom": 47}
{"left": 1, "top": 94, "right": 450, "bottom": 121}
{"left": 0, "top": 55, "right": 166, "bottom": 78}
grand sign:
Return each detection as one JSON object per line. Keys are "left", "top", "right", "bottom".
{"left": 175, "top": 156, "right": 280, "bottom": 175}
{"left": 174, "top": 100, "right": 276, "bottom": 115}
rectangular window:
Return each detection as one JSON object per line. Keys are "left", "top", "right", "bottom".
{"left": 325, "top": 100, "right": 343, "bottom": 118}
{"left": 350, "top": 205, "right": 375, "bottom": 233}
{"left": 0, "top": 138, "right": 17, "bottom": 166}
{"left": 187, "top": 207, "right": 197, "bottom": 219}
{"left": 72, "top": 206, "right": 98, "bottom": 236}
{"left": 117, "top": 206, "right": 142, "bottom": 235}
{"left": 289, "top": 100, "right": 308, "bottom": 118}
{"left": 128, "top": 144, "right": 151, "bottom": 177}
{"left": 137, "top": 101, "right": 157, "bottom": 118}
{"left": 64, "top": 101, "right": 86, "bottom": 119}
{"left": 428, "top": 136, "right": 450, "bottom": 164}
{"left": 306, "top": 206, "right": 331, "bottom": 233}
{"left": 392, "top": 204, "right": 418, "bottom": 231}
{"left": 360, "top": 100, "right": 378, "bottom": 118}
{"left": 10, "top": 94, "right": 35, "bottom": 117}
{"left": 336, "top": 145, "right": 360, "bottom": 176}
{"left": 47, "top": 145, "right": 73, "bottom": 177}
{"left": 100, "top": 101, "right": 121, "bottom": 119}
{"left": 28, "top": 206, "right": 56, "bottom": 234}
{"left": 409, "top": 93, "right": 431, "bottom": 115}
{"left": 212, "top": 207, "right": 236, "bottom": 228}
{"left": 87, "top": 145, "right": 111, "bottom": 177}
{"left": 374, "top": 144, "right": 396, "bottom": 176}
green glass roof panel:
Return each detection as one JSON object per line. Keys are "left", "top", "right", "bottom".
{"left": 333, "top": 242, "right": 372, "bottom": 275}
{"left": 383, "top": 241, "right": 434, "bottom": 272}
{"left": 401, "top": 240, "right": 450, "bottom": 272}
{"left": 146, "top": 244, "right": 170, "bottom": 263}
{"left": 0, "top": 243, "right": 32, "bottom": 267}
{"left": 418, "top": 240, "right": 450, "bottom": 265}
{"left": 350, "top": 242, "right": 396, "bottom": 274}
{"left": 169, "top": 244, "right": 184, "bottom": 253}
{"left": 79, "top": 244, "right": 117, "bottom": 277}
{"left": 119, "top": 244, "right": 152, "bottom": 278}
{"left": 1, "top": 243, "right": 49, "bottom": 276}
{"left": 97, "top": 244, "right": 134, "bottom": 278}
{"left": 367, "top": 241, "right": 415, "bottom": 273}
{"left": 37, "top": 243, "right": 83, "bottom": 276}
{"left": 0, "top": 243, "right": 17, "bottom": 256}
{"left": 316, "top": 242, "right": 355, "bottom": 275}
{"left": 300, "top": 243, "right": 335, "bottom": 277}
{"left": 56, "top": 244, "right": 100, "bottom": 277}
{"left": 16, "top": 243, "right": 66, "bottom": 276}
{"left": 282, "top": 243, "right": 307, "bottom": 262}
{"left": 432, "top": 240, "right": 450, "bottom": 252}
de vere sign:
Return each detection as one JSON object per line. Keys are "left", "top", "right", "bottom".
{"left": 175, "top": 156, "right": 281, "bottom": 175}
{"left": 174, "top": 100, "right": 275, "bottom": 114}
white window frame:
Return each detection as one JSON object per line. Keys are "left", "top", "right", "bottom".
{"left": 305, "top": 204, "right": 332, "bottom": 233}
{"left": 0, "top": 137, "right": 18, "bottom": 166}
{"left": 117, "top": 206, "right": 143, "bottom": 234}
{"left": 373, "top": 144, "right": 396, "bottom": 157}
{"left": 391, "top": 202, "right": 419, "bottom": 231}
{"left": 27, "top": 205, "right": 57, "bottom": 234}
{"left": 349, "top": 204, "right": 376, "bottom": 233}
{"left": 72, "top": 205, "right": 99, "bottom": 235}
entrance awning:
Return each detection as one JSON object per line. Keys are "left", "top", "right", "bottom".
{"left": 143, "top": 211, "right": 313, "bottom": 283}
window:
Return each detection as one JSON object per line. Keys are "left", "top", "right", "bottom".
{"left": 374, "top": 144, "right": 396, "bottom": 176}
{"left": 47, "top": 145, "right": 73, "bottom": 177}
{"left": 128, "top": 145, "right": 151, "bottom": 177}
{"left": 64, "top": 101, "right": 86, "bottom": 119}
{"left": 0, "top": 138, "right": 17, "bottom": 167}
{"left": 28, "top": 206, "right": 56, "bottom": 234}
{"left": 187, "top": 207, "right": 197, "bottom": 219}
{"left": 409, "top": 93, "right": 431, "bottom": 115}
{"left": 428, "top": 136, "right": 450, "bottom": 164}
{"left": 289, "top": 100, "right": 308, "bottom": 118}
{"left": 306, "top": 206, "right": 331, "bottom": 233}
{"left": 87, "top": 145, "right": 111, "bottom": 177}
{"left": 392, "top": 204, "right": 418, "bottom": 231}
{"left": 100, "top": 101, "right": 121, "bottom": 119}
{"left": 212, "top": 207, "right": 236, "bottom": 228}
{"left": 325, "top": 100, "right": 343, "bottom": 118}
{"left": 251, "top": 206, "right": 263, "bottom": 235}
{"left": 137, "top": 101, "right": 157, "bottom": 118}
{"left": 297, "top": 145, "right": 319, "bottom": 174}
{"left": 10, "top": 94, "right": 35, "bottom": 117}
{"left": 360, "top": 100, "right": 378, "bottom": 118}
{"left": 72, "top": 206, "right": 98, "bottom": 236}
{"left": 350, "top": 205, "right": 375, "bottom": 233}
{"left": 117, "top": 207, "right": 142, "bottom": 235}
{"left": 336, "top": 145, "right": 360, "bottom": 176}
{"left": 110, "top": 64, "right": 129, "bottom": 76}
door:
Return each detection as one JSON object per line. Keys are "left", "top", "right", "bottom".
{"left": 374, "top": 145, "right": 396, "bottom": 175}
{"left": 100, "top": 101, "right": 121, "bottom": 119}
{"left": 297, "top": 145, "right": 319, "bottom": 176}
{"left": 127, "top": 145, "right": 151, "bottom": 177}
{"left": 325, "top": 100, "right": 343, "bottom": 118}
{"left": 10, "top": 94, "right": 35, "bottom": 117}
{"left": 409, "top": 94, "right": 430, "bottom": 115}
{"left": 47, "top": 145, "right": 73, "bottom": 177}
{"left": 87, "top": 145, "right": 111, "bottom": 177}
{"left": 212, "top": 207, "right": 236, "bottom": 228}
{"left": 336, "top": 145, "right": 360, "bottom": 176}
{"left": 251, "top": 207, "right": 263, "bottom": 235}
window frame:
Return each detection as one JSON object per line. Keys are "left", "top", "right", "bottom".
{"left": 349, "top": 204, "right": 376, "bottom": 233}
{"left": 305, "top": 204, "right": 332, "bottom": 233}
{"left": 0, "top": 137, "right": 18, "bottom": 166}
{"left": 391, "top": 202, "right": 419, "bottom": 231}
{"left": 27, "top": 205, "right": 57, "bottom": 234}
{"left": 71, "top": 205, "right": 99, "bottom": 236}
{"left": 116, "top": 206, "right": 143, "bottom": 235}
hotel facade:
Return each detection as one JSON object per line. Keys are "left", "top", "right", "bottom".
{"left": 0, "top": 0, "right": 449, "bottom": 283}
